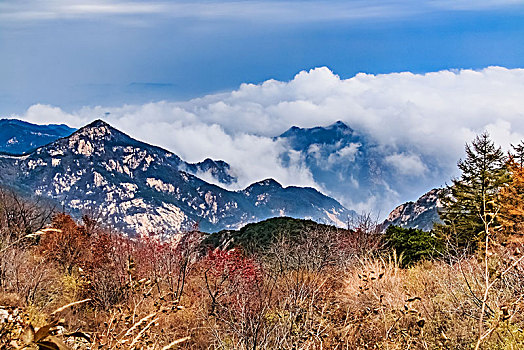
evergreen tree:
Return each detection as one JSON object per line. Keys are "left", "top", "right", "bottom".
{"left": 385, "top": 225, "right": 443, "bottom": 267}
{"left": 438, "top": 132, "right": 508, "bottom": 249}
{"left": 510, "top": 140, "right": 524, "bottom": 167}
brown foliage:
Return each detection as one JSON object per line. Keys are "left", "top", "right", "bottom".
{"left": 38, "top": 213, "right": 90, "bottom": 275}
{"left": 0, "top": 188, "right": 54, "bottom": 292}
{"left": 500, "top": 160, "right": 524, "bottom": 235}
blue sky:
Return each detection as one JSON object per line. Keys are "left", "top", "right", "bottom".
{"left": 1, "top": 0, "right": 524, "bottom": 115}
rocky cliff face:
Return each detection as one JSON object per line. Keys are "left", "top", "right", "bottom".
{"left": 0, "top": 119, "right": 353, "bottom": 234}
{"left": 383, "top": 188, "right": 443, "bottom": 231}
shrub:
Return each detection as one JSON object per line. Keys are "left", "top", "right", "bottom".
{"left": 385, "top": 225, "right": 443, "bottom": 267}
{"left": 38, "top": 213, "right": 90, "bottom": 275}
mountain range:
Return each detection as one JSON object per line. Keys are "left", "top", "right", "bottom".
{"left": 0, "top": 118, "right": 447, "bottom": 233}
{"left": 0, "top": 119, "right": 395, "bottom": 215}
{"left": 0, "top": 119, "right": 353, "bottom": 234}
{"left": 0, "top": 119, "right": 76, "bottom": 155}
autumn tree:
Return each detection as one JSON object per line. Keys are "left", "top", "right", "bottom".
{"left": 510, "top": 140, "right": 524, "bottom": 166}
{"left": 202, "top": 248, "right": 272, "bottom": 349}
{"left": 0, "top": 187, "right": 54, "bottom": 249}
{"left": 438, "top": 132, "right": 509, "bottom": 249}
{"left": 39, "top": 213, "right": 90, "bottom": 274}
{"left": 499, "top": 142, "right": 524, "bottom": 234}
{"left": 0, "top": 187, "right": 54, "bottom": 289}
{"left": 135, "top": 229, "right": 202, "bottom": 301}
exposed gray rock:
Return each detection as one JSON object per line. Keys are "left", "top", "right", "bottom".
{"left": 383, "top": 188, "right": 443, "bottom": 232}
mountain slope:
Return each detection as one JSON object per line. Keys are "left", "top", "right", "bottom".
{"left": 0, "top": 120, "right": 353, "bottom": 234}
{"left": 203, "top": 216, "right": 339, "bottom": 252}
{"left": 382, "top": 189, "right": 443, "bottom": 231}
{"left": 0, "top": 119, "right": 76, "bottom": 154}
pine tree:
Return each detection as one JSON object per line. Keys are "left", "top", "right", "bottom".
{"left": 439, "top": 132, "right": 508, "bottom": 249}
{"left": 510, "top": 140, "right": 524, "bottom": 167}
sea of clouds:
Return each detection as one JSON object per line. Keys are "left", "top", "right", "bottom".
{"left": 15, "top": 66, "right": 524, "bottom": 214}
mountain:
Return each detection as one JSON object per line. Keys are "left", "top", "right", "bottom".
{"left": 276, "top": 121, "right": 387, "bottom": 212}
{"left": 382, "top": 188, "right": 443, "bottom": 231}
{"left": 0, "top": 118, "right": 236, "bottom": 186}
{"left": 276, "top": 121, "right": 445, "bottom": 217}
{"left": 0, "top": 120, "right": 353, "bottom": 234}
{"left": 183, "top": 158, "right": 236, "bottom": 185}
{"left": 0, "top": 118, "right": 445, "bottom": 222}
{"left": 0, "top": 119, "right": 76, "bottom": 154}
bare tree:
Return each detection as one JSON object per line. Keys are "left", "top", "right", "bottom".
{"left": 0, "top": 187, "right": 54, "bottom": 289}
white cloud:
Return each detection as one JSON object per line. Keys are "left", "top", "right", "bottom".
{"left": 13, "top": 66, "right": 524, "bottom": 214}
{"left": 327, "top": 143, "right": 361, "bottom": 165}
{"left": 385, "top": 153, "right": 428, "bottom": 176}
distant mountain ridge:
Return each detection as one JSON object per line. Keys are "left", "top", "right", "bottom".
{"left": 0, "top": 119, "right": 76, "bottom": 154}
{"left": 275, "top": 121, "right": 447, "bottom": 218}
{"left": 0, "top": 119, "right": 353, "bottom": 234}
{"left": 276, "top": 121, "right": 389, "bottom": 212}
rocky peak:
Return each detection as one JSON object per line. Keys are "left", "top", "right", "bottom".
{"left": 250, "top": 178, "right": 282, "bottom": 188}
{"left": 37, "top": 119, "right": 170, "bottom": 160}
{"left": 200, "top": 158, "right": 225, "bottom": 167}
{"left": 181, "top": 157, "right": 237, "bottom": 185}
{"left": 329, "top": 120, "right": 353, "bottom": 132}
{"left": 383, "top": 188, "right": 444, "bottom": 231}
{"left": 242, "top": 178, "right": 283, "bottom": 196}
{"left": 71, "top": 119, "right": 115, "bottom": 141}
{"left": 279, "top": 121, "right": 356, "bottom": 149}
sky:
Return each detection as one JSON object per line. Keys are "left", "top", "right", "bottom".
{"left": 2, "top": 0, "right": 524, "bottom": 113}
{"left": 2, "top": 0, "right": 524, "bottom": 214}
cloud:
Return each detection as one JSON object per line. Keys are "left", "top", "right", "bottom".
{"left": 13, "top": 66, "right": 524, "bottom": 214}
{"left": 327, "top": 143, "right": 361, "bottom": 165}
{"left": 385, "top": 153, "right": 428, "bottom": 176}
{"left": 0, "top": 0, "right": 521, "bottom": 24}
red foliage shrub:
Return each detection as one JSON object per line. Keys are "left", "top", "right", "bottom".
{"left": 133, "top": 231, "right": 202, "bottom": 301}
{"left": 206, "top": 249, "right": 260, "bottom": 287}
{"left": 202, "top": 248, "right": 263, "bottom": 315}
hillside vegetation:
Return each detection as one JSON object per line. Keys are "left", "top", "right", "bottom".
{"left": 203, "top": 216, "right": 339, "bottom": 253}
{"left": 1, "top": 132, "right": 524, "bottom": 349}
